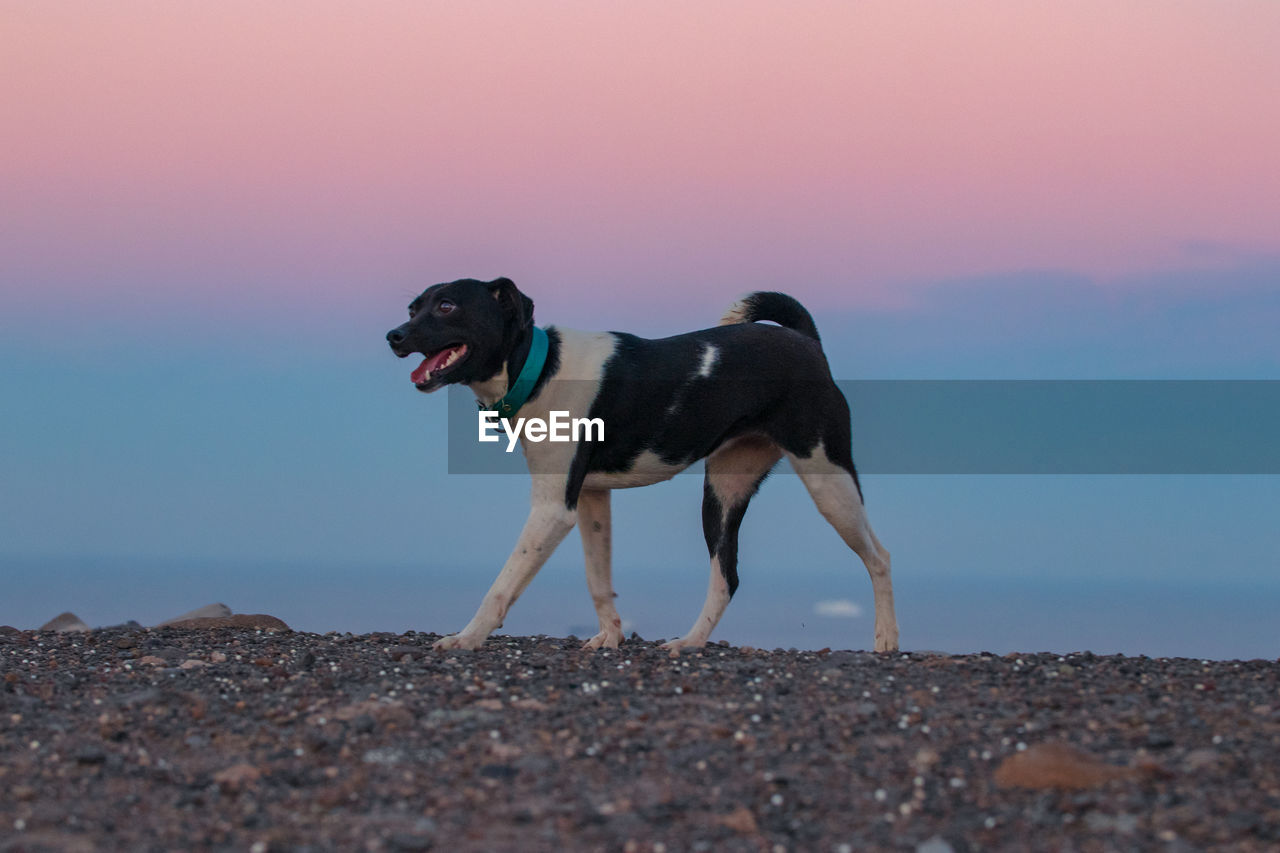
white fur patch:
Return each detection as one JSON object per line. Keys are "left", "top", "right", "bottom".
{"left": 696, "top": 344, "right": 718, "bottom": 378}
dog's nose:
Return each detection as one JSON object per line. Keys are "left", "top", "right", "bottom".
{"left": 387, "top": 328, "right": 406, "bottom": 346}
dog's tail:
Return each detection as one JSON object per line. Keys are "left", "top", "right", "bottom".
{"left": 718, "top": 292, "right": 821, "bottom": 344}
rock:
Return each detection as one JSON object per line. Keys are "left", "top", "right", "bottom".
{"left": 137, "top": 656, "right": 166, "bottom": 667}
{"left": 0, "top": 625, "right": 21, "bottom": 635}
{"left": 994, "top": 743, "right": 1138, "bottom": 790}
{"left": 40, "top": 612, "right": 90, "bottom": 632}
{"left": 388, "top": 644, "right": 425, "bottom": 661}
{"left": 1183, "top": 748, "right": 1223, "bottom": 772}
{"left": 719, "top": 806, "right": 759, "bottom": 835}
{"left": 178, "top": 659, "right": 209, "bottom": 669}
{"left": 213, "top": 763, "right": 262, "bottom": 792}
{"left": 157, "top": 603, "right": 232, "bottom": 626}
{"left": 74, "top": 746, "right": 108, "bottom": 765}
{"left": 387, "top": 828, "right": 436, "bottom": 852}
{"left": 916, "top": 837, "right": 956, "bottom": 853}
{"left": 330, "top": 698, "right": 413, "bottom": 730}
{"left": 162, "top": 614, "right": 291, "bottom": 631}
{"left": 1083, "top": 811, "right": 1140, "bottom": 833}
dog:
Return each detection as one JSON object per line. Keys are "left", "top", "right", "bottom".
{"left": 386, "top": 277, "right": 898, "bottom": 653}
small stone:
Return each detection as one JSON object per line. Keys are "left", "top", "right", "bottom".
{"left": 157, "top": 603, "right": 232, "bottom": 626}
{"left": 912, "top": 747, "right": 941, "bottom": 771}
{"left": 479, "top": 763, "right": 518, "bottom": 780}
{"left": 74, "top": 746, "right": 107, "bottom": 765}
{"left": 162, "top": 614, "right": 291, "bottom": 631}
{"left": 178, "top": 659, "right": 209, "bottom": 669}
{"left": 388, "top": 644, "right": 423, "bottom": 661}
{"left": 916, "top": 836, "right": 955, "bottom": 853}
{"left": 1083, "top": 812, "right": 1139, "bottom": 833}
{"left": 136, "top": 656, "right": 166, "bottom": 667}
{"left": 719, "top": 806, "right": 758, "bottom": 835}
{"left": 40, "top": 612, "right": 90, "bottom": 632}
{"left": 994, "top": 743, "right": 1138, "bottom": 790}
{"left": 387, "top": 831, "right": 435, "bottom": 852}
{"left": 213, "top": 763, "right": 261, "bottom": 792}
{"left": 1183, "top": 749, "right": 1222, "bottom": 772}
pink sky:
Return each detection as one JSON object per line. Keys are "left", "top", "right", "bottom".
{"left": 3, "top": 2, "right": 1278, "bottom": 321}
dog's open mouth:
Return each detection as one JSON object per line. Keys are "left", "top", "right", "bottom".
{"left": 411, "top": 343, "right": 469, "bottom": 388}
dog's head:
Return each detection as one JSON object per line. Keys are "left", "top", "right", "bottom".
{"left": 386, "top": 277, "right": 535, "bottom": 393}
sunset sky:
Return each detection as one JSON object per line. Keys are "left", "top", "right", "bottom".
{"left": 3, "top": 3, "right": 1278, "bottom": 651}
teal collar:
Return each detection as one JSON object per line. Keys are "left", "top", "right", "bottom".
{"left": 480, "top": 326, "right": 549, "bottom": 418}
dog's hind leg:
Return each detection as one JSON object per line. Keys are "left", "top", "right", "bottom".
{"left": 578, "top": 488, "right": 624, "bottom": 649}
{"left": 665, "top": 436, "right": 781, "bottom": 654}
{"left": 787, "top": 444, "right": 899, "bottom": 652}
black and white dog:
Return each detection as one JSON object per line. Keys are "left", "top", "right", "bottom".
{"left": 386, "top": 278, "right": 899, "bottom": 653}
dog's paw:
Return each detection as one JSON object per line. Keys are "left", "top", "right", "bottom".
{"left": 873, "top": 628, "right": 900, "bottom": 653}
{"left": 433, "top": 633, "right": 485, "bottom": 651}
{"left": 661, "top": 636, "right": 707, "bottom": 657}
{"left": 582, "top": 629, "right": 623, "bottom": 651}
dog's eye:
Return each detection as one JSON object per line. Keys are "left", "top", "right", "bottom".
{"left": 436, "top": 300, "right": 456, "bottom": 316}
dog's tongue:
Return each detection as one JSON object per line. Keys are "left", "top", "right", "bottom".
{"left": 410, "top": 359, "right": 434, "bottom": 385}
{"left": 411, "top": 346, "right": 459, "bottom": 384}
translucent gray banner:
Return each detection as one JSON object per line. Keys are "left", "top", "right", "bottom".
{"left": 446, "top": 381, "right": 1280, "bottom": 474}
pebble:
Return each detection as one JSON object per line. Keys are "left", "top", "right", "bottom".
{"left": 156, "top": 602, "right": 232, "bottom": 626}
{"left": 916, "top": 836, "right": 956, "bottom": 853}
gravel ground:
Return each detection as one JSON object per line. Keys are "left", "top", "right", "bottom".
{"left": 2, "top": 625, "right": 1278, "bottom": 852}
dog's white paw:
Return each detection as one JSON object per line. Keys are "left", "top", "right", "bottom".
{"left": 433, "top": 632, "right": 486, "bottom": 651}
{"left": 582, "top": 629, "right": 623, "bottom": 650}
{"left": 661, "top": 636, "right": 707, "bottom": 657}
{"left": 874, "top": 627, "right": 899, "bottom": 653}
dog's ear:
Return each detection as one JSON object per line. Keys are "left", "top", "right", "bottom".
{"left": 488, "top": 277, "right": 535, "bottom": 331}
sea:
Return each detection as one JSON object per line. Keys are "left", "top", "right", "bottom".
{"left": 3, "top": 554, "right": 1277, "bottom": 662}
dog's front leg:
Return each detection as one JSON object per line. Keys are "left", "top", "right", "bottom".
{"left": 434, "top": 490, "right": 578, "bottom": 650}
{"left": 577, "top": 488, "right": 624, "bottom": 650}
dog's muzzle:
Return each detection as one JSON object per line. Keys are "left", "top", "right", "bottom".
{"left": 386, "top": 327, "right": 410, "bottom": 358}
